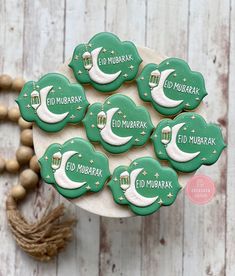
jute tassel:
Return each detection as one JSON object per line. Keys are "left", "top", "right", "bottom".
{"left": 6, "top": 194, "right": 76, "bottom": 261}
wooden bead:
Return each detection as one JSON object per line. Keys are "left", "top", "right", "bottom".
{"left": 8, "top": 106, "right": 20, "bottom": 122}
{"left": 18, "top": 117, "right": 32, "bottom": 129}
{"left": 29, "top": 155, "right": 40, "bottom": 173}
{"left": 5, "top": 159, "right": 20, "bottom": 173}
{"left": 20, "top": 169, "right": 38, "bottom": 189}
{"left": 16, "top": 146, "right": 33, "bottom": 164}
{"left": 11, "top": 184, "right": 26, "bottom": 200}
{"left": 0, "top": 74, "right": 12, "bottom": 89}
{"left": 12, "top": 78, "right": 25, "bottom": 91}
{"left": 0, "top": 156, "right": 5, "bottom": 173}
{"left": 0, "top": 104, "right": 8, "bottom": 120}
{"left": 20, "top": 129, "right": 33, "bottom": 147}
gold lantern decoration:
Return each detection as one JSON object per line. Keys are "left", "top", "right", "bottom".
{"left": 149, "top": 69, "right": 161, "bottom": 88}
{"left": 161, "top": 126, "right": 171, "bottom": 145}
{"left": 82, "top": 51, "right": 93, "bottom": 70}
{"left": 31, "top": 90, "right": 40, "bottom": 109}
{"left": 97, "top": 111, "right": 107, "bottom": 129}
{"left": 120, "top": 171, "right": 130, "bottom": 190}
{"left": 51, "top": 152, "right": 62, "bottom": 170}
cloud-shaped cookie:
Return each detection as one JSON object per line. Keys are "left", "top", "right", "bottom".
{"left": 83, "top": 94, "right": 154, "bottom": 154}
{"left": 69, "top": 32, "right": 142, "bottom": 93}
{"left": 152, "top": 112, "right": 226, "bottom": 172}
{"left": 137, "top": 58, "right": 207, "bottom": 116}
{"left": 16, "top": 73, "right": 89, "bottom": 132}
{"left": 108, "top": 157, "right": 181, "bottom": 216}
{"left": 39, "top": 138, "right": 111, "bottom": 199}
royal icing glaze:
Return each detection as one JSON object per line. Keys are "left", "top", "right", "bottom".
{"left": 39, "top": 138, "right": 111, "bottom": 199}
{"left": 108, "top": 157, "right": 181, "bottom": 216}
{"left": 69, "top": 32, "right": 142, "bottom": 92}
{"left": 82, "top": 94, "right": 154, "bottom": 154}
{"left": 16, "top": 73, "right": 89, "bottom": 132}
{"left": 152, "top": 112, "right": 226, "bottom": 172}
{"left": 136, "top": 58, "right": 207, "bottom": 116}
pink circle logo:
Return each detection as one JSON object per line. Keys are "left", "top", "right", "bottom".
{"left": 185, "top": 174, "right": 216, "bottom": 205}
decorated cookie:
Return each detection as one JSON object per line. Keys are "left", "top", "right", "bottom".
{"left": 39, "top": 138, "right": 111, "bottom": 199}
{"left": 69, "top": 32, "right": 142, "bottom": 92}
{"left": 16, "top": 73, "right": 89, "bottom": 132}
{"left": 108, "top": 157, "right": 181, "bottom": 216}
{"left": 152, "top": 113, "right": 226, "bottom": 172}
{"left": 136, "top": 58, "right": 207, "bottom": 116}
{"left": 83, "top": 94, "right": 154, "bottom": 154}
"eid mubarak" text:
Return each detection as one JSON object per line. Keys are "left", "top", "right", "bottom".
{"left": 65, "top": 162, "right": 103, "bottom": 177}
{"left": 177, "top": 135, "right": 216, "bottom": 145}
{"left": 112, "top": 119, "right": 147, "bottom": 129}
{"left": 47, "top": 96, "right": 83, "bottom": 106}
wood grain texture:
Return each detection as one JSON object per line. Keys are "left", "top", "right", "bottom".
{"left": 183, "top": 1, "right": 229, "bottom": 275}
{"left": 14, "top": 0, "right": 66, "bottom": 275}
{"left": 99, "top": 1, "right": 144, "bottom": 274}
{"left": 0, "top": 0, "right": 233, "bottom": 275}
{"left": 57, "top": 1, "right": 103, "bottom": 275}
{"left": 0, "top": 1, "right": 24, "bottom": 276}
{"left": 142, "top": 1, "right": 189, "bottom": 275}
{"left": 226, "top": 0, "right": 235, "bottom": 275}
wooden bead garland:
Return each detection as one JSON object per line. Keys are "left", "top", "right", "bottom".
{"left": 20, "top": 129, "right": 33, "bottom": 147}
{"left": 11, "top": 184, "right": 26, "bottom": 201}
{"left": 8, "top": 106, "right": 21, "bottom": 122}
{"left": 20, "top": 169, "right": 39, "bottom": 189}
{"left": 11, "top": 77, "right": 26, "bottom": 91}
{"left": 0, "top": 74, "right": 13, "bottom": 89}
{"left": 0, "top": 156, "right": 5, "bottom": 173}
{"left": 0, "top": 104, "right": 8, "bottom": 119}
{"left": 16, "top": 146, "right": 34, "bottom": 164}
{"left": 1, "top": 74, "right": 75, "bottom": 262}
{"left": 18, "top": 117, "right": 33, "bottom": 129}
{"left": 29, "top": 155, "right": 40, "bottom": 173}
{"left": 5, "top": 159, "right": 20, "bottom": 173}
{"left": 0, "top": 105, "right": 33, "bottom": 173}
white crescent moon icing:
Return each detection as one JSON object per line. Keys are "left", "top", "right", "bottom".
{"left": 124, "top": 168, "right": 158, "bottom": 207}
{"left": 54, "top": 151, "right": 86, "bottom": 189}
{"left": 165, "top": 122, "right": 200, "bottom": 162}
{"left": 100, "top": 107, "right": 133, "bottom": 146}
{"left": 151, "top": 69, "right": 184, "bottom": 108}
{"left": 36, "top": 86, "right": 69, "bottom": 123}
{"left": 88, "top": 47, "right": 121, "bottom": 84}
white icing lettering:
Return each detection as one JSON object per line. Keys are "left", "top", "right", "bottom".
{"left": 65, "top": 162, "right": 103, "bottom": 177}
{"left": 111, "top": 119, "right": 147, "bottom": 129}
{"left": 164, "top": 79, "right": 200, "bottom": 95}
{"left": 47, "top": 96, "right": 82, "bottom": 106}
{"left": 136, "top": 179, "right": 173, "bottom": 189}
{"left": 177, "top": 134, "right": 216, "bottom": 146}
{"left": 106, "top": 54, "right": 133, "bottom": 65}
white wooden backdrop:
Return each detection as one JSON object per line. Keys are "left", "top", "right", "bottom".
{"left": 0, "top": 0, "right": 234, "bottom": 275}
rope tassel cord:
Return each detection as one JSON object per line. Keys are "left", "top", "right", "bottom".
{"left": 6, "top": 195, "right": 76, "bottom": 261}
{"left": 0, "top": 74, "right": 76, "bottom": 261}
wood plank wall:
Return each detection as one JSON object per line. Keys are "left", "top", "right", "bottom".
{"left": 0, "top": 1, "right": 233, "bottom": 275}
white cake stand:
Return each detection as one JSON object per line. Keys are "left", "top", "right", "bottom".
{"left": 33, "top": 47, "right": 205, "bottom": 218}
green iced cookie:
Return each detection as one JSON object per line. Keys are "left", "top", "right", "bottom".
{"left": 16, "top": 73, "right": 89, "bottom": 132}
{"left": 69, "top": 32, "right": 142, "bottom": 92}
{"left": 83, "top": 94, "right": 154, "bottom": 154}
{"left": 39, "top": 138, "right": 111, "bottom": 199}
{"left": 136, "top": 58, "right": 207, "bottom": 116}
{"left": 108, "top": 157, "right": 181, "bottom": 216}
{"left": 152, "top": 112, "right": 226, "bottom": 172}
